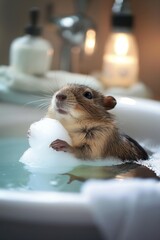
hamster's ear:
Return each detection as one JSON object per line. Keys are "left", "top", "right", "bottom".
{"left": 103, "top": 96, "right": 117, "bottom": 110}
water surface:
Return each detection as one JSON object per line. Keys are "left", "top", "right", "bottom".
{"left": 0, "top": 138, "right": 158, "bottom": 193}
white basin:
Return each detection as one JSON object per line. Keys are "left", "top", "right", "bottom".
{"left": 0, "top": 97, "right": 160, "bottom": 239}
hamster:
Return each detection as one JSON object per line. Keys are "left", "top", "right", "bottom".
{"left": 46, "top": 84, "right": 148, "bottom": 161}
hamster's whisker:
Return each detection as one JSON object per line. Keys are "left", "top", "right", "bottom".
{"left": 36, "top": 101, "right": 50, "bottom": 111}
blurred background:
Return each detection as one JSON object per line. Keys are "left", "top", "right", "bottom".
{"left": 0, "top": 0, "right": 160, "bottom": 97}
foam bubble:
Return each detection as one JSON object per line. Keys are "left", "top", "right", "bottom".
{"left": 28, "top": 118, "right": 72, "bottom": 149}
{"left": 138, "top": 146, "right": 160, "bottom": 177}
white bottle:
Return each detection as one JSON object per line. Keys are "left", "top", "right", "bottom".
{"left": 10, "top": 7, "right": 54, "bottom": 76}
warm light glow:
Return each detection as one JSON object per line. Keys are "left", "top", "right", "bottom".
{"left": 84, "top": 29, "right": 96, "bottom": 55}
{"left": 114, "top": 34, "right": 129, "bottom": 56}
{"left": 102, "top": 32, "right": 139, "bottom": 87}
{"left": 105, "top": 55, "right": 136, "bottom": 64}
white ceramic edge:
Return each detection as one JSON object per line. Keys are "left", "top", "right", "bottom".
{"left": 0, "top": 190, "right": 92, "bottom": 225}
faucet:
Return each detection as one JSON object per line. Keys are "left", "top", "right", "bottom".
{"left": 46, "top": 0, "right": 96, "bottom": 72}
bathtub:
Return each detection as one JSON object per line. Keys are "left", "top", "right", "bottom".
{"left": 0, "top": 97, "right": 160, "bottom": 240}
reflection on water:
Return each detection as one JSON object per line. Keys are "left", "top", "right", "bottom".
{"left": 0, "top": 138, "right": 159, "bottom": 193}
{"left": 63, "top": 163, "right": 159, "bottom": 184}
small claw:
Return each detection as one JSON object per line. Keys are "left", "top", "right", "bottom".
{"left": 50, "top": 139, "right": 71, "bottom": 152}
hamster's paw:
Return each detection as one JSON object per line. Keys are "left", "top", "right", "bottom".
{"left": 50, "top": 139, "right": 72, "bottom": 153}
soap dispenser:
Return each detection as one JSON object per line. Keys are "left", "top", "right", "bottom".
{"left": 10, "top": 7, "right": 54, "bottom": 76}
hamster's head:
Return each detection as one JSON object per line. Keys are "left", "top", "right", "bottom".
{"left": 50, "top": 84, "right": 117, "bottom": 120}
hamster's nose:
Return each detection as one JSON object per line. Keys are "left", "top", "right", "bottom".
{"left": 56, "top": 93, "right": 67, "bottom": 101}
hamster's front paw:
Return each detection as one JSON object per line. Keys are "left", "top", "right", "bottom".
{"left": 50, "top": 139, "right": 72, "bottom": 153}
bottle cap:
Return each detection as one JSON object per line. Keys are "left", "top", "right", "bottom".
{"left": 111, "top": 0, "right": 134, "bottom": 30}
{"left": 112, "top": 13, "right": 133, "bottom": 30}
{"left": 25, "top": 7, "right": 42, "bottom": 36}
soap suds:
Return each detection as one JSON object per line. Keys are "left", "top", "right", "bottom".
{"left": 138, "top": 146, "right": 160, "bottom": 177}
{"left": 20, "top": 118, "right": 160, "bottom": 177}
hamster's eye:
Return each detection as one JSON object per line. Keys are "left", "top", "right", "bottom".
{"left": 83, "top": 91, "right": 93, "bottom": 99}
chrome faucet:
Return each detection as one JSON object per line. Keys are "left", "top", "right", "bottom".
{"left": 46, "top": 0, "right": 96, "bottom": 72}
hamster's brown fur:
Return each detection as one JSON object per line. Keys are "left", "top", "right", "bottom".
{"left": 47, "top": 84, "right": 148, "bottom": 161}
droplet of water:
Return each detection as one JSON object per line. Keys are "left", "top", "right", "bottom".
{"left": 50, "top": 180, "right": 58, "bottom": 186}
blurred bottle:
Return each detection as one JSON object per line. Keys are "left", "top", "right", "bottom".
{"left": 10, "top": 7, "right": 54, "bottom": 76}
